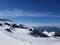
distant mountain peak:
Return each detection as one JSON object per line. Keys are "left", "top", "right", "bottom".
{"left": 0, "top": 17, "right": 12, "bottom": 22}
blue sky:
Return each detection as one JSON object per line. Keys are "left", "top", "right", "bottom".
{"left": 0, "top": 0, "right": 60, "bottom": 26}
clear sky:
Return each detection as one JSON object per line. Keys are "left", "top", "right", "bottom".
{"left": 0, "top": 0, "right": 60, "bottom": 26}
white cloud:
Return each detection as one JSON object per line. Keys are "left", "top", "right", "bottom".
{"left": 0, "top": 9, "right": 60, "bottom": 17}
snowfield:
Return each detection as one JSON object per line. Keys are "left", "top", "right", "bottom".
{"left": 0, "top": 18, "right": 60, "bottom": 45}
{"left": 0, "top": 29, "right": 32, "bottom": 45}
{"left": 0, "top": 26, "right": 60, "bottom": 45}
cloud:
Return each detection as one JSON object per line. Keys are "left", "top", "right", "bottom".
{"left": 0, "top": 9, "right": 60, "bottom": 17}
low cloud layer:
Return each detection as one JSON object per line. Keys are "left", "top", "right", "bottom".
{"left": 0, "top": 9, "right": 60, "bottom": 17}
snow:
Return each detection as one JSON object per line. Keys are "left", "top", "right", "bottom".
{"left": 0, "top": 30, "right": 32, "bottom": 45}
{"left": 42, "top": 31, "right": 55, "bottom": 37}
{"left": 5, "top": 21, "right": 13, "bottom": 24}
{"left": 0, "top": 26, "right": 60, "bottom": 45}
{"left": 0, "top": 20, "right": 60, "bottom": 45}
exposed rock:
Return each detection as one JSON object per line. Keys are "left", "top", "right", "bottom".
{"left": 0, "top": 23, "right": 2, "bottom": 26}
{"left": 5, "top": 28, "right": 12, "bottom": 33}
{"left": 11, "top": 24, "right": 20, "bottom": 28}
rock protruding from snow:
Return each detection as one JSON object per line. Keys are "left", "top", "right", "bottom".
{"left": 0, "top": 17, "right": 60, "bottom": 38}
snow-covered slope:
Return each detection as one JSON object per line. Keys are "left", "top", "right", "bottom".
{"left": 0, "top": 29, "right": 32, "bottom": 45}
{"left": 0, "top": 17, "right": 60, "bottom": 45}
{"left": 0, "top": 27, "right": 60, "bottom": 45}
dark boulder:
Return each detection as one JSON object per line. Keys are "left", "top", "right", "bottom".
{"left": 55, "top": 32, "right": 60, "bottom": 37}
{"left": 29, "top": 28, "right": 33, "bottom": 31}
{"left": 5, "top": 29, "right": 12, "bottom": 33}
{"left": 4, "top": 22, "right": 11, "bottom": 26}
{"left": 19, "top": 24, "right": 24, "bottom": 28}
{"left": 0, "top": 23, "right": 2, "bottom": 26}
{"left": 38, "top": 32, "right": 49, "bottom": 37}
{"left": 19, "top": 24, "right": 28, "bottom": 29}
{"left": 30, "top": 30, "right": 49, "bottom": 37}
{"left": 11, "top": 24, "right": 20, "bottom": 28}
